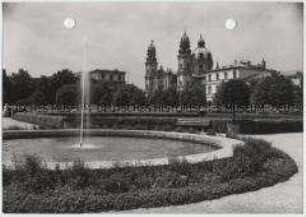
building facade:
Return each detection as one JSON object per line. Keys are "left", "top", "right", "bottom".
{"left": 145, "top": 32, "right": 275, "bottom": 101}
{"left": 145, "top": 40, "right": 177, "bottom": 97}
{"left": 89, "top": 69, "right": 126, "bottom": 83}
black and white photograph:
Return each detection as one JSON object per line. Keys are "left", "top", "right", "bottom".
{"left": 1, "top": 1, "right": 304, "bottom": 214}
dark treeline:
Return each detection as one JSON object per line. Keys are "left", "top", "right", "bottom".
{"left": 2, "top": 68, "right": 207, "bottom": 107}
{"left": 2, "top": 68, "right": 303, "bottom": 108}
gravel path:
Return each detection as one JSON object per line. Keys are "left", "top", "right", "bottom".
{"left": 124, "top": 133, "right": 303, "bottom": 213}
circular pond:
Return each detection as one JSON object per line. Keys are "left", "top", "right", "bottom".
{"left": 3, "top": 136, "right": 218, "bottom": 165}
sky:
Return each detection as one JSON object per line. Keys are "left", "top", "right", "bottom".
{"left": 3, "top": 2, "right": 303, "bottom": 88}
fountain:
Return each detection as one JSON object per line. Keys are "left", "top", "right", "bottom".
{"left": 2, "top": 18, "right": 226, "bottom": 169}
{"left": 73, "top": 37, "right": 97, "bottom": 149}
{"left": 62, "top": 18, "right": 94, "bottom": 149}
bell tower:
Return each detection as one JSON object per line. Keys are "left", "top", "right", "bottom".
{"left": 145, "top": 40, "right": 158, "bottom": 97}
{"left": 177, "top": 31, "right": 192, "bottom": 91}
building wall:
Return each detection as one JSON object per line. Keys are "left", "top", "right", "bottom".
{"left": 90, "top": 70, "right": 126, "bottom": 83}
{"left": 196, "top": 67, "right": 273, "bottom": 101}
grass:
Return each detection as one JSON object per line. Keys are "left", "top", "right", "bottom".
{"left": 3, "top": 138, "right": 298, "bottom": 213}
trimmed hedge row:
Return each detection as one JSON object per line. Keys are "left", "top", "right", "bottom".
{"left": 13, "top": 112, "right": 303, "bottom": 134}
{"left": 13, "top": 113, "right": 64, "bottom": 129}
{"left": 210, "top": 120, "right": 303, "bottom": 134}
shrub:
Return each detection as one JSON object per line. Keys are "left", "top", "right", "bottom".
{"left": 67, "top": 159, "right": 93, "bottom": 189}
{"left": 206, "top": 128, "right": 216, "bottom": 135}
{"left": 3, "top": 165, "right": 13, "bottom": 186}
{"left": 221, "top": 138, "right": 272, "bottom": 181}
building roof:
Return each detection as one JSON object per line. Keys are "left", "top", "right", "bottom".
{"left": 90, "top": 69, "right": 126, "bottom": 75}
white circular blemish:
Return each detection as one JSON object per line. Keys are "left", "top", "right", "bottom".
{"left": 225, "top": 18, "right": 237, "bottom": 30}
{"left": 63, "top": 18, "right": 76, "bottom": 29}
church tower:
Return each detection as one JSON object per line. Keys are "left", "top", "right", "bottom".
{"left": 177, "top": 31, "right": 193, "bottom": 91}
{"left": 145, "top": 40, "right": 158, "bottom": 97}
{"left": 193, "top": 34, "right": 213, "bottom": 74}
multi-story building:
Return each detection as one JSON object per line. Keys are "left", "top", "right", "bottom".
{"left": 89, "top": 69, "right": 126, "bottom": 83}
{"left": 145, "top": 32, "right": 276, "bottom": 101}
{"left": 195, "top": 59, "right": 274, "bottom": 101}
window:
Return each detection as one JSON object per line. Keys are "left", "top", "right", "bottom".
{"left": 199, "top": 53, "right": 204, "bottom": 59}
{"left": 180, "top": 64, "right": 183, "bottom": 69}
{"left": 233, "top": 70, "right": 237, "bottom": 78}
{"left": 208, "top": 74, "right": 212, "bottom": 81}
{"left": 224, "top": 72, "right": 228, "bottom": 80}
{"left": 199, "top": 65, "right": 203, "bottom": 71}
{"left": 110, "top": 75, "right": 113, "bottom": 81}
{"left": 203, "top": 75, "right": 206, "bottom": 81}
{"left": 216, "top": 73, "right": 219, "bottom": 80}
{"left": 187, "top": 63, "right": 190, "bottom": 69}
{"left": 208, "top": 85, "right": 212, "bottom": 95}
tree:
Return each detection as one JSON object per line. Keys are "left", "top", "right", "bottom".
{"left": 150, "top": 87, "right": 178, "bottom": 106}
{"left": 112, "top": 84, "right": 147, "bottom": 106}
{"left": 214, "top": 79, "right": 250, "bottom": 107}
{"left": 56, "top": 84, "right": 80, "bottom": 105}
{"left": 180, "top": 80, "right": 206, "bottom": 106}
{"left": 51, "top": 69, "right": 78, "bottom": 102}
{"left": 9, "top": 69, "right": 35, "bottom": 103}
{"left": 2, "top": 69, "right": 11, "bottom": 103}
{"left": 34, "top": 75, "right": 54, "bottom": 104}
{"left": 89, "top": 81, "right": 120, "bottom": 105}
{"left": 51, "top": 69, "right": 77, "bottom": 88}
{"left": 27, "top": 90, "right": 48, "bottom": 106}
{"left": 251, "top": 73, "right": 295, "bottom": 106}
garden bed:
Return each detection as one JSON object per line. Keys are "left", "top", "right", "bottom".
{"left": 3, "top": 138, "right": 298, "bottom": 213}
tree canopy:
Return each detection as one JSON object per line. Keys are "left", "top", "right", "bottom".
{"left": 180, "top": 80, "right": 206, "bottom": 106}
{"left": 214, "top": 79, "right": 250, "bottom": 106}
{"left": 112, "top": 84, "right": 147, "bottom": 106}
{"left": 251, "top": 73, "right": 296, "bottom": 106}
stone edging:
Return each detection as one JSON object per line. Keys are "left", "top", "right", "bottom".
{"left": 3, "top": 129, "right": 243, "bottom": 169}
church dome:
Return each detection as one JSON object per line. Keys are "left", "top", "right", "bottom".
{"left": 193, "top": 47, "right": 212, "bottom": 59}
{"left": 193, "top": 35, "right": 212, "bottom": 59}
{"left": 193, "top": 35, "right": 213, "bottom": 70}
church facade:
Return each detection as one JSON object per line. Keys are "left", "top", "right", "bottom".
{"left": 145, "top": 32, "right": 275, "bottom": 101}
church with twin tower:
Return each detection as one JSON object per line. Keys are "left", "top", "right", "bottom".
{"left": 145, "top": 32, "right": 272, "bottom": 101}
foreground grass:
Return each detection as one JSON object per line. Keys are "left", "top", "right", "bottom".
{"left": 3, "top": 138, "right": 298, "bottom": 213}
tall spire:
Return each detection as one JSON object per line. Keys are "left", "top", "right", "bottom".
{"left": 197, "top": 34, "right": 205, "bottom": 48}
{"left": 146, "top": 40, "right": 157, "bottom": 62}
{"left": 179, "top": 31, "right": 191, "bottom": 55}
